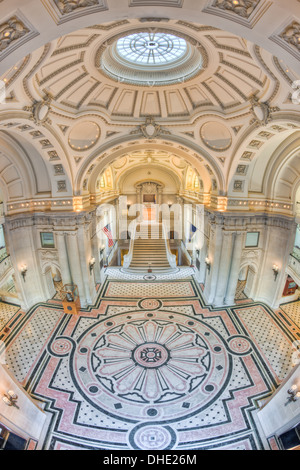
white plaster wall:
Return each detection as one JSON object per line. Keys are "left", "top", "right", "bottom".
{"left": 258, "top": 363, "right": 300, "bottom": 439}
{"left": 255, "top": 222, "right": 296, "bottom": 307}
{"left": 0, "top": 364, "right": 46, "bottom": 441}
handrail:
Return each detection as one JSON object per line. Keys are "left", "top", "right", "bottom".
{"left": 288, "top": 253, "right": 300, "bottom": 279}
{"left": 0, "top": 255, "right": 12, "bottom": 280}
{"left": 161, "top": 222, "right": 177, "bottom": 268}
{"left": 123, "top": 219, "right": 138, "bottom": 268}
{"left": 107, "top": 241, "right": 118, "bottom": 265}
{"left": 181, "top": 240, "right": 192, "bottom": 265}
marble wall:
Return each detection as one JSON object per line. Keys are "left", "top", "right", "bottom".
{"left": 2, "top": 205, "right": 298, "bottom": 311}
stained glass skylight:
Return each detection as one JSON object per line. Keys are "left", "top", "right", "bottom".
{"left": 117, "top": 32, "right": 187, "bottom": 66}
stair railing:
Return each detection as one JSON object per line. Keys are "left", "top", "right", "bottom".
{"left": 161, "top": 222, "right": 177, "bottom": 268}
{"left": 123, "top": 219, "right": 138, "bottom": 268}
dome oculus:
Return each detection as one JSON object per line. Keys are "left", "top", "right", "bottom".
{"left": 116, "top": 32, "right": 187, "bottom": 66}
{"left": 99, "top": 30, "right": 205, "bottom": 87}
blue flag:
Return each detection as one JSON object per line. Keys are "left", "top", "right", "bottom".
{"left": 189, "top": 223, "right": 197, "bottom": 242}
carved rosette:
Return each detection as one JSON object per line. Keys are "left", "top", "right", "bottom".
{"left": 54, "top": 0, "right": 99, "bottom": 15}
{"left": 212, "top": 0, "right": 260, "bottom": 18}
{"left": 0, "top": 17, "right": 30, "bottom": 53}
{"left": 280, "top": 22, "right": 300, "bottom": 53}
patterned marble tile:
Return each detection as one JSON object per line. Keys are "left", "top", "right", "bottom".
{"left": 233, "top": 304, "right": 296, "bottom": 381}
{"left": 280, "top": 300, "right": 300, "bottom": 327}
{"left": 1, "top": 272, "right": 299, "bottom": 451}
{"left": 3, "top": 305, "right": 65, "bottom": 382}
{"left": 0, "top": 301, "right": 20, "bottom": 332}
{"left": 104, "top": 280, "right": 196, "bottom": 299}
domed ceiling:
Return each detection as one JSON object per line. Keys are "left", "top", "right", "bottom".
{"left": 0, "top": 16, "right": 299, "bottom": 214}
{"left": 26, "top": 19, "right": 276, "bottom": 117}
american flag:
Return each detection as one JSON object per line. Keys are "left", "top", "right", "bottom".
{"left": 102, "top": 224, "right": 114, "bottom": 247}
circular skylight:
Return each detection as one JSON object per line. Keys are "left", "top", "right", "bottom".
{"left": 98, "top": 29, "right": 205, "bottom": 86}
{"left": 117, "top": 32, "right": 187, "bottom": 66}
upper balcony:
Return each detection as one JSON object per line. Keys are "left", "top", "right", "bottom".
{"left": 288, "top": 247, "right": 300, "bottom": 285}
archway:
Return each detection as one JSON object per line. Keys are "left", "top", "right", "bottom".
{"left": 41, "top": 262, "right": 63, "bottom": 301}
{"left": 235, "top": 262, "right": 258, "bottom": 302}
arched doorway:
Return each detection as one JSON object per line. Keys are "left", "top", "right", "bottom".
{"left": 235, "top": 263, "right": 258, "bottom": 302}
{"left": 42, "top": 264, "right": 62, "bottom": 300}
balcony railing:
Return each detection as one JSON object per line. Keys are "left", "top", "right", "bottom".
{"left": 0, "top": 254, "right": 12, "bottom": 281}
{"left": 288, "top": 250, "right": 300, "bottom": 279}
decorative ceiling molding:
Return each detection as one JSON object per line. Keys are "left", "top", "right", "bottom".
{"left": 30, "top": 20, "right": 274, "bottom": 118}
{"left": 271, "top": 20, "right": 300, "bottom": 61}
{"left": 279, "top": 21, "right": 300, "bottom": 54}
{"left": 203, "top": 0, "right": 272, "bottom": 28}
{"left": 131, "top": 117, "right": 172, "bottom": 140}
{"left": 23, "top": 94, "right": 52, "bottom": 126}
{"left": 249, "top": 95, "right": 279, "bottom": 127}
{"left": 42, "top": 0, "right": 108, "bottom": 24}
{"left": 129, "top": 0, "right": 183, "bottom": 7}
{"left": 0, "top": 15, "right": 38, "bottom": 61}
{"left": 211, "top": 0, "right": 260, "bottom": 18}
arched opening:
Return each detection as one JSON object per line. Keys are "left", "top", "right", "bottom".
{"left": 235, "top": 263, "right": 258, "bottom": 302}
{"left": 42, "top": 263, "right": 63, "bottom": 301}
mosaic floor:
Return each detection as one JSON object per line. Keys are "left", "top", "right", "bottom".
{"left": 0, "top": 269, "right": 300, "bottom": 451}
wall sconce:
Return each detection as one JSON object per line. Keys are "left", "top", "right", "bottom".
{"left": 205, "top": 257, "right": 211, "bottom": 274}
{"left": 20, "top": 265, "right": 27, "bottom": 282}
{"left": 273, "top": 264, "right": 279, "bottom": 281}
{"left": 2, "top": 390, "right": 18, "bottom": 407}
{"left": 287, "top": 384, "right": 300, "bottom": 402}
{"left": 89, "top": 257, "right": 96, "bottom": 274}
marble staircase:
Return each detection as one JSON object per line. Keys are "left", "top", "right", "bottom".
{"left": 129, "top": 223, "right": 172, "bottom": 272}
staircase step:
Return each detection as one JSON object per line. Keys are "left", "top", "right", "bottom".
{"left": 129, "top": 223, "right": 172, "bottom": 269}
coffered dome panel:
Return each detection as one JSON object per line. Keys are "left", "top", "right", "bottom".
{"left": 28, "top": 19, "right": 276, "bottom": 120}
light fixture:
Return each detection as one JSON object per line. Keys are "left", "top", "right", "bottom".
{"left": 89, "top": 257, "right": 96, "bottom": 274}
{"left": 288, "top": 384, "right": 300, "bottom": 402}
{"left": 20, "top": 265, "right": 27, "bottom": 282}
{"left": 205, "top": 257, "right": 211, "bottom": 274}
{"left": 2, "top": 390, "right": 18, "bottom": 407}
{"left": 273, "top": 264, "right": 279, "bottom": 281}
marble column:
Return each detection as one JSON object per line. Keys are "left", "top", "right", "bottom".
{"left": 55, "top": 232, "right": 72, "bottom": 285}
{"left": 203, "top": 223, "right": 223, "bottom": 304}
{"left": 198, "top": 235, "right": 208, "bottom": 284}
{"left": 91, "top": 217, "right": 101, "bottom": 284}
{"left": 65, "top": 231, "right": 86, "bottom": 306}
{"left": 213, "top": 231, "right": 234, "bottom": 306}
{"left": 77, "top": 224, "right": 95, "bottom": 305}
{"left": 224, "top": 232, "right": 244, "bottom": 305}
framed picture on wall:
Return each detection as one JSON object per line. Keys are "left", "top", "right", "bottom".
{"left": 245, "top": 232, "right": 260, "bottom": 248}
{"left": 40, "top": 232, "right": 55, "bottom": 248}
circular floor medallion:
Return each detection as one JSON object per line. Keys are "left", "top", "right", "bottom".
{"left": 133, "top": 342, "right": 170, "bottom": 368}
{"left": 129, "top": 423, "right": 177, "bottom": 450}
{"left": 143, "top": 274, "right": 157, "bottom": 281}
{"left": 138, "top": 298, "right": 162, "bottom": 310}
{"left": 71, "top": 310, "right": 232, "bottom": 424}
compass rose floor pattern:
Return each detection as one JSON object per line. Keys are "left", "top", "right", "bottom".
{"left": 0, "top": 268, "right": 300, "bottom": 451}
